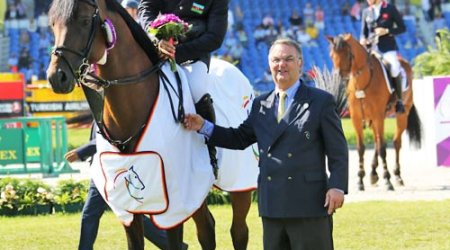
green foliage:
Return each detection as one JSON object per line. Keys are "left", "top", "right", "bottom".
{"left": 53, "top": 179, "right": 89, "bottom": 206}
{"left": 206, "top": 188, "right": 229, "bottom": 205}
{"left": 0, "top": 177, "right": 53, "bottom": 211}
{"left": 413, "top": 28, "right": 450, "bottom": 77}
{"left": 0, "top": 178, "right": 88, "bottom": 215}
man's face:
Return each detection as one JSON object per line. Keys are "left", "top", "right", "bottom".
{"left": 268, "top": 44, "right": 302, "bottom": 90}
{"left": 367, "top": 0, "right": 380, "bottom": 6}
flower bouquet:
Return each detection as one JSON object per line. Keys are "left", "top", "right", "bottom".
{"left": 148, "top": 14, "right": 191, "bottom": 72}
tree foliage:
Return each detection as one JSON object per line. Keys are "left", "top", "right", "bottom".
{"left": 413, "top": 28, "right": 450, "bottom": 77}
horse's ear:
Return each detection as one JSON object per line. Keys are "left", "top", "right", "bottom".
{"left": 326, "top": 36, "right": 334, "bottom": 44}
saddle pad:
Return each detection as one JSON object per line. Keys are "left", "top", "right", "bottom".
{"left": 99, "top": 151, "right": 168, "bottom": 215}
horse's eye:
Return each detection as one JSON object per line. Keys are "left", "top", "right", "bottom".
{"left": 82, "top": 19, "right": 91, "bottom": 26}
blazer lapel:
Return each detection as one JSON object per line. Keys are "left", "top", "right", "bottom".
{"left": 269, "top": 84, "right": 311, "bottom": 147}
{"left": 259, "top": 90, "right": 278, "bottom": 124}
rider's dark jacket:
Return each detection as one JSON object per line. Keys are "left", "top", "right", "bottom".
{"left": 360, "top": 1, "right": 405, "bottom": 52}
{"left": 138, "top": 0, "right": 229, "bottom": 67}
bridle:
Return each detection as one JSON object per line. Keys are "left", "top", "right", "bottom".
{"left": 51, "top": 0, "right": 100, "bottom": 85}
{"left": 50, "top": 0, "right": 184, "bottom": 151}
{"left": 51, "top": 0, "right": 162, "bottom": 88}
{"left": 336, "top": 39, "right": 373, "bottom": 92}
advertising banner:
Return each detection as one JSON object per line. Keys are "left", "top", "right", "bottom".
{"left": 434, "top": 77, "right": 450, "bottom": 167}
{"left": 0, "top": 73, "right": 25, "bottom": 118}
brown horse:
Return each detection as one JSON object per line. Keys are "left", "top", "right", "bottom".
{"left": 46, "top": 0, "right": 253, "bottom": 249}
{"left": 327, "top": 34, "right": 421, "bottom": 191}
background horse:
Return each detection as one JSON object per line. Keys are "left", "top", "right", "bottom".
{"left": 327, "top": 34, "right": 421, "bottom": 191}
{"left": 46, "top": 0, "right": 256, "bottom": 249}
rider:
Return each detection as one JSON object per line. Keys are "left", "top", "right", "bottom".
{"left": 138, "top": 0, "right": 229, "bottom": 176}
{"left": 360, "top": 0, "right": 406, "bottom": 113}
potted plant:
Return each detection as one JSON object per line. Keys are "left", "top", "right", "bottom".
{"left": 53, "top": 179, "right": 88, "bottom": 213}
{"left": 0, "top": 178, "right": 53, "bottom": 216}
{"left": 0, "top": 179, "right": 20, "bottom": 216}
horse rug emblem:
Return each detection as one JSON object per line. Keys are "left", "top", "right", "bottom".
{"left": 100, "top": 151, "right": 168, "bottom": 215}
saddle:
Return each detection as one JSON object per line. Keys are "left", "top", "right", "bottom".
{"left": 369, "top": 50, "right": 409, "bottom": 112}
{"left": 369, "top": 50, "right": 408, "bottom": 94}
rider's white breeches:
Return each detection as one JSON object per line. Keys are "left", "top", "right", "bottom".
{"left": 181, "top": 61, "right": 211, "bottom": 103}
{"left": 382, "top": 50, "right": 401, "bottom": 77}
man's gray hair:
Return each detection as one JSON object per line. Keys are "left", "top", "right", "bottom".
{"left": 269, "top": 38, "right": 303, "bottom": 59}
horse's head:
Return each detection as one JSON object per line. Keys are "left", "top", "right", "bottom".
{"left": 47, "top": 0, "right": 112, "bottom": 93}
{"left": 327, "top": 34, "right": 354, "bottom": 79}
{"left": 126, "top": 166, "right": 145, "bottom": 190}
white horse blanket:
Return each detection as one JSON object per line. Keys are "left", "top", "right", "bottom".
{"left": 208, "top": 58, "right": 259, "bottom": 191}
{"left": 91, "top": 59, "right": 258, "bottom": 228}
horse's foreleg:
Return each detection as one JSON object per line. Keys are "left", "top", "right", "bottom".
{"left": 167, "top": 224, "right": 184, "bottom": 250}
{"left": 124, "top": 214, "right": 144, "bottom": 250}
{"left": 357, "top": 143, "right": 366, "bottom": 191}
{"left": 373, "top": 120, "right": 394, "bottom": 191}
{"left": 379, "top": 143, "right": 394, "bottom": 191}
{"left": 229, "top": 191, "right": 252, "bottom": 250}
{"left": 351, "top": 116, "right": 366, "bottom": 191}
{"left": 370, "top": 150, "right": 379, "bottom": 185}
{"left": 192, "top": 201, "right": 216, "bottom": 250}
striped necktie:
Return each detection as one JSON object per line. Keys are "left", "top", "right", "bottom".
{"left": 277, "top": 91, "right": 287, "bottom": 122}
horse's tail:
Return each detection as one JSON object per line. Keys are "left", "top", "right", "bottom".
{"left": 406, "top": 104, "right": 422, "bottom": 148}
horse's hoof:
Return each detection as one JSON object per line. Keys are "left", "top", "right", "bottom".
{"left": 396, "top": 177, "right": 404, "bottom": 186}
{"left": 370, "top": 175, "right": 379, "bottom": 185}
{"left": 358, "top": 183, "right": 365, "bottom": 191}
{"left": 386, "top": 182, "right": 395, "bottom": 191}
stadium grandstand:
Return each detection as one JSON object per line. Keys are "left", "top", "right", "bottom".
{"left": 0, "top": 0, "right": 448, "bottom": 93}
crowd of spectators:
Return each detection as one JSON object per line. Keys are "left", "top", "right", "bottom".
{"left": 1, "top": 0, "right": 52, "bottom": 84}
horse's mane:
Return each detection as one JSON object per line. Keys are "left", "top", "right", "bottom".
{"left": 105, "top": 0, "right": 160, "bottom": 64}
{"left": 48, "top": 0, "right": 75, "bottom": 24}
{"left": 333, "top": 35, "right": 347, "bottom": 51}
{"left": 48, "top": 0, "right": 160, "bottom": 64}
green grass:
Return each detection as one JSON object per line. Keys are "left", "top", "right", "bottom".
{"left": 67, "top": 118, "right": 397, "bottom": 150}
{"left": 1, "top": 200, "right": 449, "bottom": 249}
{"left": 67, "top": 127, "right": 90, "bottom": 151}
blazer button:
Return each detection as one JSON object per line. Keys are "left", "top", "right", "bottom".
{"left": 287, "top": 176, "right": 293, "bottom": 180}
{"left": 287, "top": 153, "right": 292, "bottom": 158}
{"left": 267, "top": 176, "right": 272, "bottom": 181}
{"left": 179, "top": 6, "right": 183, "bottom": 10}
{"left": 267, "top": 153, "right": 272, "bottom": 157}
{"left": 259, "top": 149, "right": 263, "bottom": 153}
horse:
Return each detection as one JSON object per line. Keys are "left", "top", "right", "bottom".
{"left": 46, "top": 0, "right": 257, "bottom": 249}
{"left": 327, "top": 34, "right": 422, "bottom": 191}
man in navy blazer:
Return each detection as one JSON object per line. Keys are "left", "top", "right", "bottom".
{"left": 184, "top": 38, "right": 348, "bottom": 249}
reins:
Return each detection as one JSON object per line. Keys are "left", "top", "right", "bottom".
{"left": 52, "top": 0, "right": 185, "bottom": 151}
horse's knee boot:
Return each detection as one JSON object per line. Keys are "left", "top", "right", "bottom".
{"left": 394, "top": 75, "right": 405, "bottom": 113}
{"left": 195, "top": 94, "right": 219, "bottom": 178}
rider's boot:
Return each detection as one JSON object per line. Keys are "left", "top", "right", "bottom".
{"left": 195, "top": 93, "right": 219, "bottom": 179}
{"left": 394, "top": 75, "right": 405, "bottom": 113}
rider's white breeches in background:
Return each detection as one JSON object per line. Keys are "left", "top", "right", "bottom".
{"left": 181, "top": 61, "right": 211, "bottom": 103}
{"left": 382, "top": 50, "right": 401, "bottom": 77}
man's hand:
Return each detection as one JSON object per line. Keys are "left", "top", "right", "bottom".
{"left": 64, "top": 150, "right": 80, "bottom": 163}
{"left": 183, "top": 114, "right": 205, "bottom": 131}
{"left": 374, "top": 27, "right": 389, "bottom": 36}
{"left": 324, "top": 188, "right": 345, "bottom": 215}
{"left": 157, "top": 39, "right": 177, "bottom": 60}
{"left": 359, "top": 38, "right": 369, "bottom": 46}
